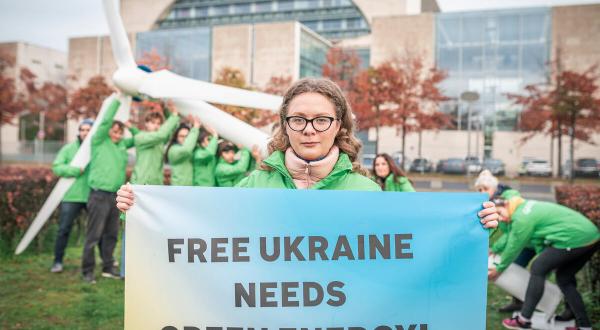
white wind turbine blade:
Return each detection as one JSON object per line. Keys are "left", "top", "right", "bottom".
{"left": 15, "top": 94, "right": 130, "bottom": 254}
{"left": 172, "top": 98, "right": 270, "bottom": 154}
{"left": 139, "top": 70, "right": 282, "bottom": 111}
{"left": 102, "top": 0, "right": 136, "bottom": 68}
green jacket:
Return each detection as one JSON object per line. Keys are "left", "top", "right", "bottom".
{"left": 237, "top": 150, "right": 381, "bottom": 191}
{"left": 168, "top": 127, "right": 199, "bottom": 186}
{"left": 88, "top": 99, "right": 134, "bottom": 193}
{"left": 384, "top": 174, "right": 415, "bottom": 192}
{"left": 130, "top": 114, "right": 179, "bottom": 185}
{"left": 193, "top": 136, "right": 218, "bottom": 187}
{"left": 491, "top": 189, "right": 522, "bottom": 254}
{"left": 215, "top": 148, "right": 252, "bottom": 187}
{"left": 52, "top": 140, "right": 90, "bottom": 203}
{"left": 496, "top": 200, "right": 600, "bottom": 272}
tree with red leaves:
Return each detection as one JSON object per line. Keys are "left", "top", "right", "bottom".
{"left": 510, "top": 63, "right": 600, "bottom": 179}
{"left": 351, "top": 56, "right": 448, "bottom": 165}
{"left": 68, "top": 75, "right": 114, "bottom": 119}
{"left": 322, "top": 47, "right": 362, "bottom": 92}
{"left": 0, "top": 53, "right": 23, "bottom": 160}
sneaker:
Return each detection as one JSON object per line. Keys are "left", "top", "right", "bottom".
{"left": 502, "top": 316, "right": 531, "bottom": 329}
{"left": 50, "top": 262, "right": 63, "bottom": 273}
{"left": 101, "top": 267, "right": 122, "bottom": 279}
{"left": 82, "top": 272, "right": 96, "bottom": 284}
{"left": 555, "top": 309, "right": 575, "bottom": 322}
{"left": 498, "top": 298, "right": 523, "bottom": 313}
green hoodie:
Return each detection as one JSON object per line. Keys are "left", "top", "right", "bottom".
{"left": 193, "top": 136, "right": 218, "bottom": 187}
{"left": 168, "top": 127, "right": 200, "bottom": 186}
{"left": 130, "top": 114, "right": 179, "bottom": 185}
{"left": 496, "top": 200, "right": 600, "bottom": 272}
{"left": 88, "top": 99, "right": 134, "bottom": 193}
{"left": 383, "top": 174, "right": 415, "bottom": 192}
{"left": 237, "top": 150, "right": 381, "bottom": 191}
{"left": 52, "top": 140, "right": 90, "bottom": 203}
{"left": 215, "top": 148, "right": 252, "bottom": 187}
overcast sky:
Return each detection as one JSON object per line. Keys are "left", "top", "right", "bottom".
{"left": 0, "top": 0, "right": 598, "bottom": 52}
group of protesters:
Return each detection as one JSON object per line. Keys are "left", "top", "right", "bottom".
{"left": 49, "top": 77, "right": 598, "bottom": 330}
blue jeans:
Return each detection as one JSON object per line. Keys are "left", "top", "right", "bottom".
{"left": 53, "top": 202, "right": 87, "bottom": 263}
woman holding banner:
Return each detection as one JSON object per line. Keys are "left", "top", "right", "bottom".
{"left": 372, "top": 153, "right": 415, "bottom": 192}
{"left": 489, "top": 197, "right": 599, "bottom": 330}
{"left": 116, "top": 78, "right": 499, "bottom": 228}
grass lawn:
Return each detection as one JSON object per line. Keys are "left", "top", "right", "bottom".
{"left": 1, "top": 245, "right": 597, "bottom": 329}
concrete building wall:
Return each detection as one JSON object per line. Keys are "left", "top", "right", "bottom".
{"left": 252, "top": 22, "right": 300, "bottom": 88}
{"left": 120, "top": 0, "right": 174, "bottom": 33}
{"left": 552, "top": 4, "right": 600, "bottom": 73}
{"left": 370, "top": 13, "right": 435, "bottom": 67}
{"left": 212, "top": 25, "right": 254, "bottom": 84}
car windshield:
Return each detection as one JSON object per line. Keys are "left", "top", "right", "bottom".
{"left": 577, "top": 159, "right": 597, "bottom": 166}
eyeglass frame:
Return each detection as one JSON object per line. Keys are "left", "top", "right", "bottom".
{"left": 285, "top": 116, "right": 338, "bottom": 132}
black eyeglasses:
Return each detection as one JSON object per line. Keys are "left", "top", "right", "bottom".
{"left": 285, "top": 116, "right": 337, "bottom": 132}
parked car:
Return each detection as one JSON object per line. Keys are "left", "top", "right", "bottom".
{"left": 518, "top": 157, "right": 537, "bottom": 176}
{"left": 436, "top": 159, "right": 447, "bottom": 173}
{"left": 574, "top": 158, "right": 599, "bottom": 178}
{"left": 465, "top": 156, "right": 482, "bottom": 174}
{"left": 482, "top": 158, "right": 506, "bottom": 176}
{"left": 525, "top": 160, "right": 552, "bottom": 177}
{"left": 410, "top": 158, "right": 433, "bottom": 173}
{"left": 361, "top": 153, "right": 376, "bottom": 170}
{"left": 442, "top": 158, "right": 467, "bottom": 174}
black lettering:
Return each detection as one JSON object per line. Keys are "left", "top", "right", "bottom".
{"left": 167, "top": 239, "right": 184, "bottom": 262}
{"left": 284, "top": 236, "right": 306, "bottom": 261}
{"left": 235, "top": 282, "right": 255, "bottom": 307}
{"left": 260, "top": 282, "right": 278, "bottom": 307}
{"left": 395, "top": 234, "right": 413, "bottom": 259}
{"left": 211, "top": 238, "right": 228, "bottom": 262}
{"left": 326, "top": 281, "right": 346, "bottom": 306}
{"left": 187, "top": 238, "right": 207, "bottom": 263}
{"left": 357, "top": 235, "right": 365, "bottom": 259}
{"left": 308, "top": 236, "right": 329, "bottom": 261}
{"left": 260, "top": 237, "right": 280, "bottom": 261}
{"left": 369, "top": 234, "right": 391, "bottom": 259}
{"left": 232, "top": 237, "right": 250, "bottom": 262}
{"left": 332, "top": 235, "right": 355, "bottom": 260}
{"left": 303, "top": 281, "right": 324, "bottom": 307}
{"left": 281, "top": 282, "right": 300, "bottom": 307}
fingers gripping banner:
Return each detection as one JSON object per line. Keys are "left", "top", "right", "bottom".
{"left": 126, "top": 186, "right": 489, "bottom": 330}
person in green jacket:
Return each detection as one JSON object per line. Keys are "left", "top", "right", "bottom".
{"left": 82, "top": 97, "right": 134, "bottom": 284}
{"left": 50, "top": 119, "right": 93, "bottom": 273}
{"left": 215, "top": 141, "right": 258, "bottom": 187}
{"left": 130, "top": 109, "right": 180, "bottom": 185}
{"left": 116, "top": 78, "right": 499, "bottom": 227}
{"left": 475, "top": 169, "right": 532, "bottom": 313}
{"left": 372, "top": 153, "right": 415, "bottom": 192}
{"left": 166, "top": 117, "right": 201, "bottom": 186}
{"left": 489, "top": 197, "right": 599, "bottom": 330}
{"left": 193, "top": 125, "right": 219, "bottom": 187}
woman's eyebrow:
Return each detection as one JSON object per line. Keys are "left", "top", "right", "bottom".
{"left": 288, "top": 112, "right": 333, "bottom": 117}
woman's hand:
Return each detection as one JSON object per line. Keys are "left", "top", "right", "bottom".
{"left": 488, "top": 267, "right": 500, "bottom": 281}
{"left": 192, "top": 116, "right": 201, "bottom": 129}
{"left": 116, "top": 182, "right": 134, "bottom": 213}
{"left": 479, "top": 201, "right": 499, "bottom": 229}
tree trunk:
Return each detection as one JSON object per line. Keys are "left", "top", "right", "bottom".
{"left": 557, "top": 119, "right": 563, "bottom": 177}
{"left": 401, "top": 123, "right": 407, "bottom": 170}
{"left": 569, "top": 114, "right": 576, "bottom": 184}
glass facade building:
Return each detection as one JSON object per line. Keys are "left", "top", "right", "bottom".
{"left": 436, "top": 7, "right": 551, "bottom": 135}
{"left": 136, "top": 27, "right": 212, "bottom": 81}
{"left": 300, "top": 27, "right": 330, "bottom": 78}
{"left": 158, "top": 0, "right": 370, "bottom": 40}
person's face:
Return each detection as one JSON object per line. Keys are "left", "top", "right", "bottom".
{"left": 497, "top": 206, "right": 511, "bottom": 223}
{"left": 78, "top": 124, "right": 91, "bottom": 141}
{"left": 176, "top": 128, "right": 189, "bottom": 145}
{"left": 109, "top": 124, "right": 123, "bottom": 143}
{"left": 374, "top": 156, "right": 391, "bottom": 178}
{"left": 222, "top": 150, "right": 236, "bottom": 164}
{"left": 145, "top": 118, "right": 162, "bottom": 132}
{"left": 477, "top": 186, "right": 496, "bottom": 199}
{"left": 285, "top": 92, "right": 340, "bottom": 161}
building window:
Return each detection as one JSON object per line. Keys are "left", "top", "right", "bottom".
{"left": 323, "top": 19, "right": 342, "bottom": 31}
{"left": 176, "top": 8, "right": 192, "bottom": 19}
{"left": 210, "top": 5, "right": 230, "bottom": 16}
{"left": 195, "top": 6, "right": 208, "bottom": 17}
{"left": 233, "top": 3, "right": 251, "bottom": 14}
{"left": 277, "top": 1, "right": 293, "bottom": 11}
{"left": 255, "top": 2, "right": 273, "bottom": 12}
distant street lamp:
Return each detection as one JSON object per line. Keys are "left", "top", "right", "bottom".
{"left": 461, "top": 91, "right": 480, "bottom": 160}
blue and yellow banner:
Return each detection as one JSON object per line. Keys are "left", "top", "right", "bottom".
{"left": 126, "top": 186, "right": 488, "bottom": 330}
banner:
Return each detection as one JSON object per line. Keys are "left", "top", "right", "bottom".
{"left": 126, "top": 186, "right": 488, "bottom": 330}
